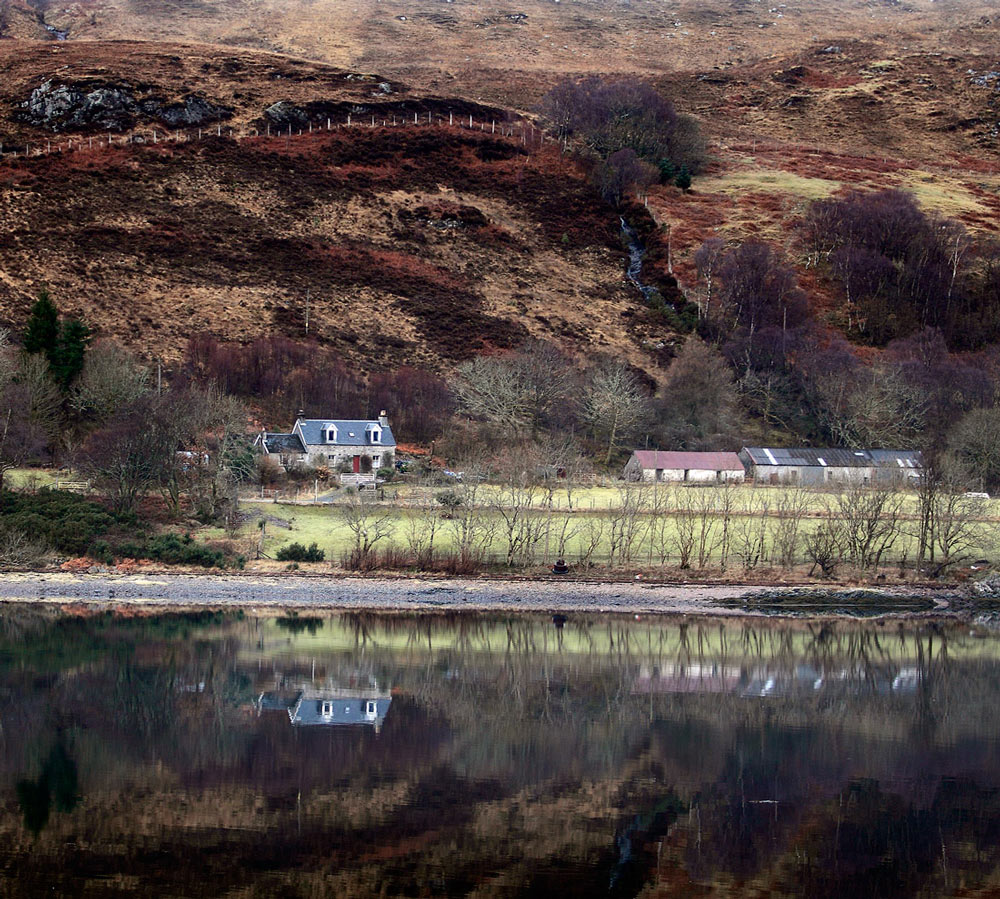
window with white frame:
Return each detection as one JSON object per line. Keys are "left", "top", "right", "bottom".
{"left": 321, "top": 701, "right": 333, "bottom": 717}
{"left": 366, "top": 701, "right": 377, "bottom": 717}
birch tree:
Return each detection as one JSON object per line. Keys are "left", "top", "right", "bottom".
{"left": 580, "top": 362, "right": 649, "bottom": 465}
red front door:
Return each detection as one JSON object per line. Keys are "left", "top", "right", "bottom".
{"left": 352, "top": 455, "right": 361, "bottom": 473}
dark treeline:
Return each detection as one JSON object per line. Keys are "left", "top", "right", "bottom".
{"left": 803, "top": 189, "right": 1000, "bottom": 349}
{"left": 182, "top": 335, "right": 453, "bottom": 444}
{"left": 690, "top": 188, "right": 1000, "bottom": 486}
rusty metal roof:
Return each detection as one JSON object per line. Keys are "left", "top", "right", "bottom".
{"left": 632, "top": 451, "right": 744, "bottom": 471}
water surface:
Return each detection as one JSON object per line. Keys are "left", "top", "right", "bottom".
{"left": 0, "top": 608, "right": 997, "bottom": 897}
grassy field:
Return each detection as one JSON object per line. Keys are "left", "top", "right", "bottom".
{"left": 224, "top": 483, "right": 1000, "bottom": 572}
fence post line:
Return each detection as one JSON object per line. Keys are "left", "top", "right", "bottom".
{"left": 327, "top": 117, "right": 331, "bottom": 130}
{"left": 449, "top": 111, "right": 453, "bottom": 125}
{"left": 217, "top": 123, "right": 221, "bottom": 136}
{"left": 492, "top": 120, "right": 495, "bottom": 133}
{"left": 469, "top": 113, "right": 473, "bottom": 127}
{"left": 348, "top": 114, "right": 351, "bottom": 126}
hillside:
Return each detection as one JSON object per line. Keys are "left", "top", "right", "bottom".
{"left": 0, "top": 42, "right": 684, "bottom": 372}
{"left": 0, "top": 0, "right": 999, "bottom": 378}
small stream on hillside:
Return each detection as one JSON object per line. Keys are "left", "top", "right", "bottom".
{"left": 620, "top": 217, "right": 658, "bottom": 301}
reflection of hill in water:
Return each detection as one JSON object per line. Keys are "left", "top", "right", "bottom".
{"left": 0, "top": 609, "right": 997, "bottom": 896}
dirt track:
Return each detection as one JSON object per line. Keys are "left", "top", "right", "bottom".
{"left": 0, "top": 572, "right": 954, "bottom": 616}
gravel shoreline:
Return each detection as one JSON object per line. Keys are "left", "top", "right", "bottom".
{"left": 0, "top": 572, "right": 958, "bottom": 616}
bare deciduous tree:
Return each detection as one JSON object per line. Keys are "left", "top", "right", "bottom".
{"left": 339, "top": 491, "right": 396, "bottom": 566}
{"left": 734, "top": 492, "right": 770, "bottom": 571}
{"left": 804, "top": 516, "right": 844, "bottom": 578}
{"left": 576, "top": 515, "right": 606, "bottom": 569}
{"left": 580, "top": 362, "right": 649, "bottom": 465}
{"left": 771, "top": 488, "right": 810, "bottom": 569}
{"left": 835, "top": 484, "right": 903, "bottom": 571}
{"left": 607, "top": 485, "right": 649, "bottom": 567}
{"left": 71, "top": 340, "right": 150, "bottom": 423}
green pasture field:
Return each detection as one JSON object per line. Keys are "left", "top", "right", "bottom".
{"left": 221, "top": 483, "right": 1000, "bottom": 570}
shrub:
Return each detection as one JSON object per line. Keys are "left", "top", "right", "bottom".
{"left": 0, "top": 489, "right": 118, "bottom": 556}
{"left": 276, "top": 542, "right": 325, "bottom": 563}
{"left": 115, "top": 533, "right": 229, "bottom": 568}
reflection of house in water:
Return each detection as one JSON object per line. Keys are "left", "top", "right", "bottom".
{"left": 289, "top": 690, "right": 391, "bottom": 729}
{"left": 256, "top": 687, "right": 392, "bottom": 732}
{"left": 634, "top": 663, "right": 921, "bottom": 698}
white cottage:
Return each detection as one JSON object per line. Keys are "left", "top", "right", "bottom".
{"left": 257, "top": 411, "right": 396, "bottom": 475}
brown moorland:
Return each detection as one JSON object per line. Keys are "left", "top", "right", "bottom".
{"left": 0, "top": 0, "right": 999, "bottom": 374}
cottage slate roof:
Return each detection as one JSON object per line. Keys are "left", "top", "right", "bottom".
{"left": 294, "top": 419, "right": 396, "bottom": 448}
{"left": 741, "top": 447, "right": 922, "bottom": 469}
{"left": 633, "top": 451, "right": 744, "bottom": 471}
{"left": 261, "top": 432, "right": 307, "bottom": 455}
{"left": 288, "top": 694, "right": 392, "bottom": 727}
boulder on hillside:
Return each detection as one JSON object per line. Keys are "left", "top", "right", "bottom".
{"left": 18, "top": 80, "right": 233, "bottom": 131}
{"left": 20, "top": 80, "right": 138, "bottom": 131}
{"left": 264, "top": 100, "right": 310, "bottom": 128}
{"left": 150, "top": 95, "right": 233, "bottom": 127}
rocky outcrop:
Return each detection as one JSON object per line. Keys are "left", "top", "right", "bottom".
{"left": 157, "top": 95, "right": 233, "bottom": 127}
{"left": 18, "top": 80, "right": 233, "bottom": 131}
{"left": 263, "top": 100, "right": 310, "bottom": 129}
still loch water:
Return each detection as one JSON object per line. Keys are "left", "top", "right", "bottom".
{"left": 0, "top": 607, "right": 998, "bottom": 897}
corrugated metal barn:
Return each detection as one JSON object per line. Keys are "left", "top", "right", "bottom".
{"left": 739, "top": 447, "right": 922, "bottom": 486}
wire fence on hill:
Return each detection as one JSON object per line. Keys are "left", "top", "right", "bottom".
{"left": 0, "top": 110, "right": 557, "bottom": 163}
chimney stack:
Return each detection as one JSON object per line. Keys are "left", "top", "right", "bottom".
{"left": 378, "top": 409, "right": 389, "bottom": 427}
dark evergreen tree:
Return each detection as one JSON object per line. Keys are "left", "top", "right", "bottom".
{"left": 22, "top": 290, "right": 59, "bottom": 360}
{"left": 51, "top": 319, "right": 90, "bottom": 388}
{"left": 657, "top": 158, "right": 676, "bottom": 184}
{"left": 675, "top": 166, "right": 692, "bottom": 191}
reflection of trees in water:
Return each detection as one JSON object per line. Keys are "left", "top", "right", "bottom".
{"left": 16, "top": 742, "right": 79, "bottom": 836}
{"left": 1, "top": 610, "right": 999, "bottom": 896}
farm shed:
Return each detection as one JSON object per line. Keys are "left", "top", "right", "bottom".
{"left": 739, "top": 447, "right": 922, "bottom": 486}
{"left": 623, "top": 450, "right": 746, "bottom": 483}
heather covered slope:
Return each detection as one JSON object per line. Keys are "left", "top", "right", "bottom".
{"left": 0, "top": 100, "right": 678, "bottom": 373}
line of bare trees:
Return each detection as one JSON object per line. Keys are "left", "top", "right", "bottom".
{"left": 332, "top": 478, "right": 993, "bottom": 577}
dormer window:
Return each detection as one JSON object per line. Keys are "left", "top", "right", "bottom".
{"left": 323, "top": 423, "right": 337, "bottom": 444}
{"left": 366, "top": 700, "right": 377, "bottom": 718}
{"left": 321, "top": 701, "right": 333, "bottom": 717}
{"left": 367, "top": 424, "right": 382, "bottom": 444}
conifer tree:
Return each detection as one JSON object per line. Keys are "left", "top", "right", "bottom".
{"left": 52, "top": 319, "right": 90, "bottom": 388}
{"left": 22, "top": 290, "right": 59, "bottom": 360}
